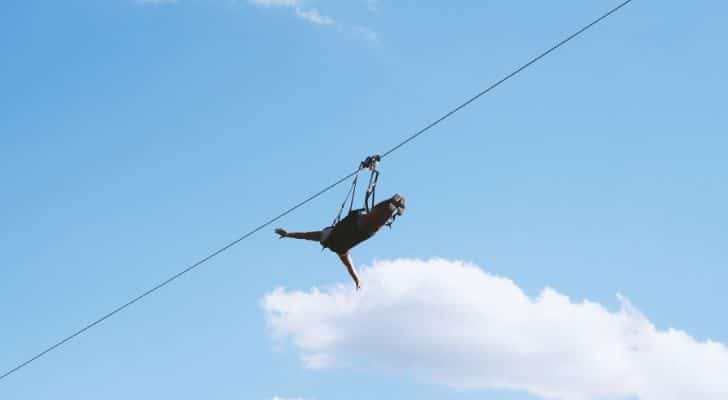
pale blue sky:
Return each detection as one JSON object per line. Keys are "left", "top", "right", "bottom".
{"left": 1, "top": 1, "right": 726, "bottom": 399}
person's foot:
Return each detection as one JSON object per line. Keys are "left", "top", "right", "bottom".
{"left": 274, "top": 228, "right": 287, "bottom": 238}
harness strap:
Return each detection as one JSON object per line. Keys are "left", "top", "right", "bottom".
{"left": 365, "top": 169, "right": 379, "bottom": 213}
{"left": 332, "top": 171, "right": 359, "bottom": 226}
{"left": 332, "top": 154, "right": 381, "bottom": 225}
{"left": 349, "top": 172, "right": 358, "bottom": 214}
{"left": 361, "top": 155, "right": 381, "bottom": 213}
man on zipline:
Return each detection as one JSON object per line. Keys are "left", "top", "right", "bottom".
{"left": 275, "top": 193, "right": 405, "bottom": 290}
{"left": 275, "top": 155, "right": 405, "bottom": 290}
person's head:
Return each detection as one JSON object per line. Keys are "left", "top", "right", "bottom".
{"left": 375, "top": 193, "right": 406, "bottom": 216}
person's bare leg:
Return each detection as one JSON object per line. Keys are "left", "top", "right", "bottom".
{"left": 338, "top": 252, "right": 361, "bottom": 290}
{"left": 275, "top": 228, "right": 322, "bottom": 242}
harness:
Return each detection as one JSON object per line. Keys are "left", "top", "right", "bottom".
{"left": 330, "top": 155, "right": 381, "bottom": 227}
{"left": 322, "top": 155, "right": 401, "bottom": 254}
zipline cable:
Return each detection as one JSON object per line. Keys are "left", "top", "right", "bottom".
{"left": 380, "top": 0, "right": 633, "bottom": 159}
{"left": 0, "top": 171, "right": 359, "bottom": 382}
{"left": 0, "top": 0, "right": 633, "bottom": 383}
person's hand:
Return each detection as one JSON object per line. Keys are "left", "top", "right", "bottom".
{"left": 274, "top": 228, "right": 288, "bottom": 238}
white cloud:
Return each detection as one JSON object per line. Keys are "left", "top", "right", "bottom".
{"left": 136, "top": 0, "right": 178, "bottom": 5}
{"left": 248, "top": 0, "right": 380, "bottom": 41}
{"left": 249, "top": 0, "right": 335, "bottom": 26}
{"left": 250, "top": 0, "right": 300, "bottom": 6}
{"left": 295, "top": 7, "right": 333, "bottom": 25}
{"left": 262, "top": 258, "right": 728, "bottom": 400}
{"left": 366, "top": 0, "right": 379, "bottom": 13}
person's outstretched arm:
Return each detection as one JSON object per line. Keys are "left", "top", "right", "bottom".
{"left": 275, "top": 228, "right": 322, "bottom": 242}
{"left": 337, "top": 251, "right": 361, "bottom": 290}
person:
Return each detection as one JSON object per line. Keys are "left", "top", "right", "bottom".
{"left": 275, "top": 193, "right": 405, "bottom": 290}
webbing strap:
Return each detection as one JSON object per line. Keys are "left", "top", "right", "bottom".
{"left": 333, "top": 155, "right": 381, "bottom": 225}
{"left": 365, "top": 169, "right": 379, "bottom": 213}
{"left": 349, "top": 172, "right": 358, "bottom": 214}
{"left": 332, "top": 170, "right": 360, "bottom": 225}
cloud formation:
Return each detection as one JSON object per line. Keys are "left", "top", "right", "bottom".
{"left": 248, "top": 0, "right": 378, "bottom": 43}
{"left": 262, "top": 258, "right": 728, "bottom": 400}
{"left": 294, "top": 7, "right": 333, "bottom": 25}
{"left": 250, "top": 0, "right": 298, "bottom": 6}
{"left": 366, "top": 0, "right": 379, "bottom": 13}
{"left": 249, "top": 0, "right": 335, "bottom": 26}
{"left": 136, "top": 0, "right": 178, "bottom": 5}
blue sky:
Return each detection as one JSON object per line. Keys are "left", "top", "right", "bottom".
{"left": 1, "top": 1, "right": 727, "bottom": 399}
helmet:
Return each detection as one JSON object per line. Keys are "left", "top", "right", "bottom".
{"left": 390, "top": 193, "right": 406, "bottom": 216}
